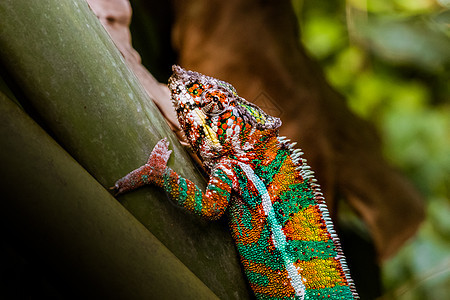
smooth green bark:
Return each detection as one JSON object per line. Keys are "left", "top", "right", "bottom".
{"left": 0, "top": 0, "right": 249, "bottom": 298}
{"left": 0, "top": 93, "right": 218, "bottom": 299}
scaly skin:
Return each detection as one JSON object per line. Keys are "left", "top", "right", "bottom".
{"left": 113, "top": 66, "right": 359, "bottom": 299}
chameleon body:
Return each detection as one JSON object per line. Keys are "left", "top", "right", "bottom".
{"left": 114, "top": 66, "right": 359, "bottom": 299}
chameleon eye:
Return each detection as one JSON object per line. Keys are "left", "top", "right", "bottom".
{"left": 201, "top": 90, "right": 229, "bottom": 115}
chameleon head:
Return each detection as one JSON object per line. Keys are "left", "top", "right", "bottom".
{"left": 168, "top": 65, "right": 281, "bottom": 165}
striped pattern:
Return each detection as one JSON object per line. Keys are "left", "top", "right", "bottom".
{"left": 238, "top": 162, "right": 306, "bottom": 299}
{"left": 226, "top": 140, "right": 357, "bottom": 299}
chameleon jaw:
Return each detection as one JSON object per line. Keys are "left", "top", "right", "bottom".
{"left": 192, "top": 109, "right": 222, "bottom": 151}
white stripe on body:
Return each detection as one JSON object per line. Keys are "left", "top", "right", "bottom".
{"left": 238, "top": 162, "right": 306, "bottom": 299}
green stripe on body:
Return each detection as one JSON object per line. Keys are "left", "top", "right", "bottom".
{"left": 245, "top": 270, "right": 269, "bottom": 288}
{"left": 208, "top": 184, "right": 228, "bottom": 198}
{"left": 285, "top": 239, "right": 337, "bottom": 261}
{"left": 254, "top": 284, "right": 353, "bottom": 300}
{"left": 213, "top": 167, "right": 233, "bottom": 187}
{"left": 233, "top": 165, "right": 261, "bottom": 208}
{"left": 193, "top": 185, "right": 203, "bottom": 212}
{"left": 273, "top": 183, "right": 317, "bottom": 225}
{"left": 162, "top": 168, "right": 173, "bottom": 194}
{"left": 304, "top": 285, "right": 354, "bottom": 300}
{"left": 253, "top": 148, "right": 288, "bottom": 185}
{"left": 178, "top": 177, "right": 188, "bottom": 205}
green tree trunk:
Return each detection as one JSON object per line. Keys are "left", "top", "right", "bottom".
{"left": 0, "top": 91, "right": 217, "bottom": 299}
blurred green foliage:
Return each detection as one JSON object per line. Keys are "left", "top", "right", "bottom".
{"left": 294, "top": 0, "right": 450, "bottom": 299}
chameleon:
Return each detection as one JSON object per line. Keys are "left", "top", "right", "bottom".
{"left": 113, "top": 65, "right": 359, "bottom": 299}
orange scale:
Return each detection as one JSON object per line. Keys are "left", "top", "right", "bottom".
{"left": 241, "top": 259, "right": 296, "bottom": 298}
{"left": 222, "top": 112, "right": 232, "bottom": 119}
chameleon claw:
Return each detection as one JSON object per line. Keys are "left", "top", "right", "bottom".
{"left": 110, "top": 182, "right": 125, "bottom": 196}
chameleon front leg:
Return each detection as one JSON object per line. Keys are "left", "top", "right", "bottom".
{"left": 112, "top": 138, "right": 233, "bottom": 220}
{"left": 112, "top": 138, "right": 172, "bottom": 195}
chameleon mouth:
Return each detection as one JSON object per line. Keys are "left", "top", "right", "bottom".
{"left": 170, "top": 65, "right": 198, "bottom": 82}
{"left": 169, "top": 65, "right": 206, "bottom": 110}
{"left": 168, "top": 66, "right": 183, "bottom": 108}
{"left": 168, "top": 65, "right": 184, "bottom": 89}
{"left": 192, "top": 109, "right": 221, "bottom": 149}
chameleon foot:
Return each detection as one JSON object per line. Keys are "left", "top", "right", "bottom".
{"left": 112, "top": 138, "right": 172, "bottom": 195}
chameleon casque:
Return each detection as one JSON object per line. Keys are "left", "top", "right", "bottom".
{"left": 113, "top": 66, "right": 359, "bottom": 299}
